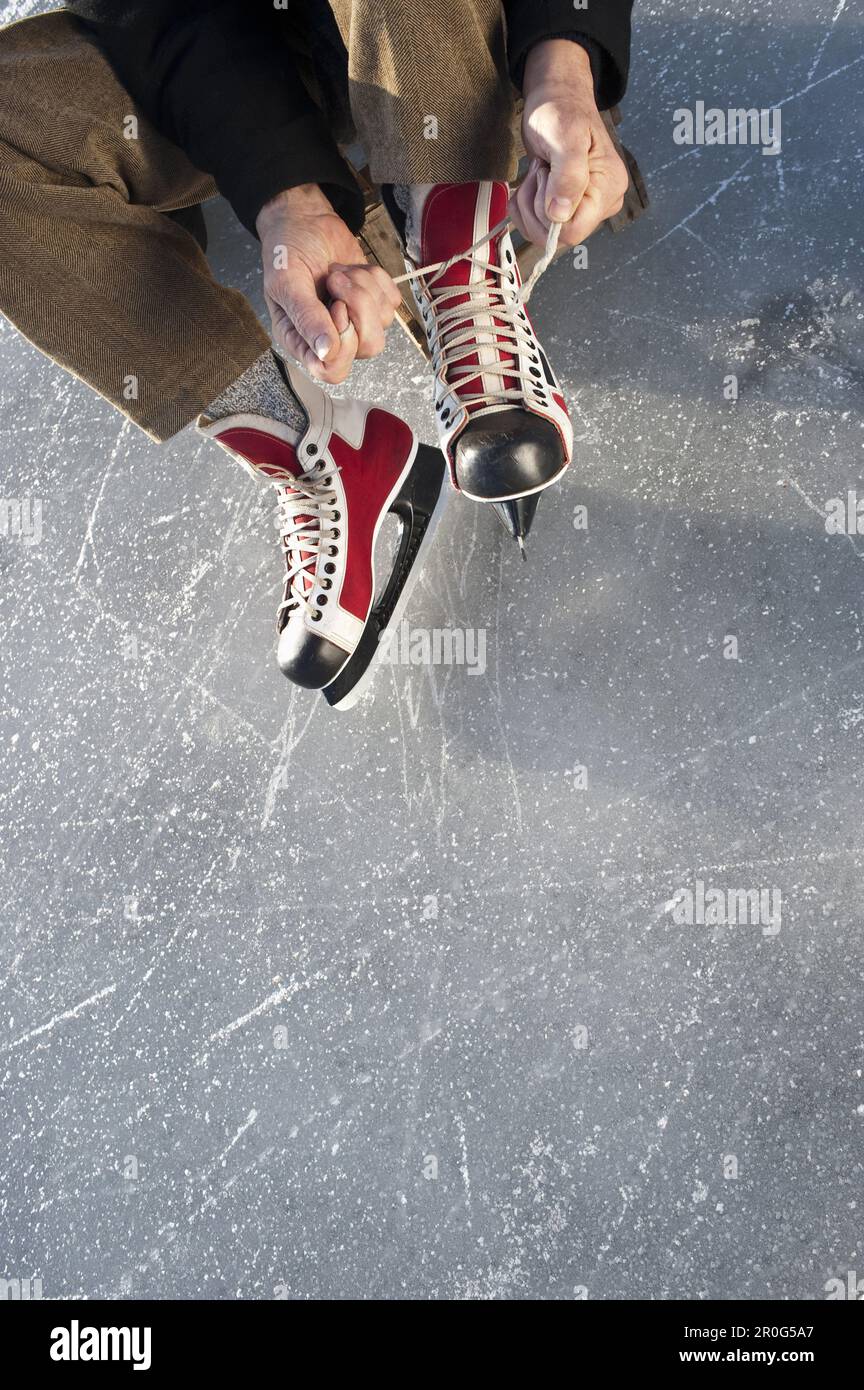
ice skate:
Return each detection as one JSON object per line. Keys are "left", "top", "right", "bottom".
{"left": 395, "top": 181, "right": 573, "bottom": 550}
{"left": 198, "top": 361, "right": 447, "bottom": 709}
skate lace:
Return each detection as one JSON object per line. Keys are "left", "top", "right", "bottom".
{"left": 394, "top": 218, "right": 560, "bottom": 410}
{"left": 275, "top": 462, "right": 342, "bottom": 619}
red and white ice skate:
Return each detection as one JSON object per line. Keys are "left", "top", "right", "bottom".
{"left": 402, "top": 181, "right": 573, "bottom": 547}
{"left": 198, "top": 361, "right": 447, "bottom": 709}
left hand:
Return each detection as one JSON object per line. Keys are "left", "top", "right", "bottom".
{"left": 513, "top": 39, "right": 630, "bottom": 248}
{"left": 256, "top": 185, "right": 401, "bottom": 385}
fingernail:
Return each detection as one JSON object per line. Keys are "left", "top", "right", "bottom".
{"left": 548, "top": 197, "right": 575, "bottom": 221}
{"left": 314, "top": 334, "right": 331, "bottom": 361}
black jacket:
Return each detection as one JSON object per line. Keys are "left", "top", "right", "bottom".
{"left": 68, "top": 1, "right": 634, "bottom": 237}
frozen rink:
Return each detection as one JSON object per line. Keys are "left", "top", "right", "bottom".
{"left": 1, "top": 0, "right": 863, "bottom": 1299}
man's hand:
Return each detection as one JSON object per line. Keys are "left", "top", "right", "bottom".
{"left": 256, "top": 184, "right": 401, "bottom": 385}
{"left": 513, "top": 39, "right": 629, "bottom": 248}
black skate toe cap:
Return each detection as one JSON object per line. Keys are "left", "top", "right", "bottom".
{"left": 453, "top": 408, "right": 566, "bottom": 501}
{"left": 277, "top": 624, "right": 350, "bottom": 690}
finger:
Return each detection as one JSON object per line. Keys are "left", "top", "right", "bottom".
{"left": 507, "top": 192, "right": 525, "bottom": 241}
{"left": 509, "top": 170, "right": 537, "bottom": 240}
{"left": 334, "top": 263, "right": 402, "bottom": 311}
{"left": 326, "top": 270, "right": 387, "bottom": 357}
{"left": 308, "top": 301, "right": 359, "bottom": 383}
{"left": 267, "top": 292, "right": 354, "bottom": 383}
{"left": 266, "top": 296, "right": 314, "bottom": 367}
{"left": 532, "top": 166, "right": 551, "bottom": 232}
{"left": 521, "top": 185, "right": 551, "bottom": 246}
{"left": 329, "top": 298, "right": 351, "bottom": 336}
{"left": 558, "top": 184, "right": 607, "bottom": 247}
{"left": 332, "top": 301, "right": 359, "bottom": 359}
{"left": 328, "top": 266, "right": 400, "bottom": 326}
{"left": 275, "top": 265, "right": 341, "bottom": 364}
{"left": 301, "top": 338, "right": 355, "bottom": 385}
{"left": 512, "top": 174, "right": 551, "bottom": 247}
{"left": 371, "top": 264, "right": 404, "bottom": 310}
{"left": 352, "top": 268, "right": 400, "bottom": 326}
{"left": 545, "top": 144, "right": 590, "bottom": 224}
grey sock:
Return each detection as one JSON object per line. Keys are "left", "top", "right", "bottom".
{"left": 394, "top": 183, "right": 433, "bottom": 262}
{"left": 206, "top": 350, "right": 307, "bottom": 432}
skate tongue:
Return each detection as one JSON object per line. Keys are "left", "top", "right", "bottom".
{"left": 276, "top": 464, "right": 331, "bottom": 604}
{"left": 419, "top": 182, "right": 510, "bottom": 273}
{"left": 239, "top": 450, "right": 319, "bottom": 603}
{"left": 418, "top": 182, "right": 519, "bottom": 410}
{"left": 284, "top": 524, "right": 317, "bottom": 601}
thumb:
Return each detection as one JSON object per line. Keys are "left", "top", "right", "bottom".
{"left": 545, "top": 148, "right": 590, "bottom": 224}
{"left": 281, "top": 266, "right": 340, "bottom": 363}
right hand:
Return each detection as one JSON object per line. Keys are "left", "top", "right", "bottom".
{"left": 513, "top": 40, "right": 629, "bottom": 249}
{"left": 256, "top": 183, "right": 401, "bottom": 385}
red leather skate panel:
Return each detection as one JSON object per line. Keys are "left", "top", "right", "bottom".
{"left": 216, "top": 414, "right": 413, "bottom": 623}
{"left": 327, "top": 409, "right": 414, "bottom": 622}
{"left": 214, "top": 414, "right": 414, "bottom": 622}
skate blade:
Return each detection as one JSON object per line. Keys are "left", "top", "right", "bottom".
{"left": 322, "top": 444, "right": 448, "bottom": 711}
{"left": 491, "top": 494, "right": 541, "bottom": 545}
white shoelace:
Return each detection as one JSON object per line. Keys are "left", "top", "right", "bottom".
{"left": 393, "top": 218, "right": 561, "bottom": 408}
{"left": 275, "top": 462, "right": 342, "bottom": 620}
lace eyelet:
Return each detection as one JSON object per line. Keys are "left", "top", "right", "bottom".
{"left": 310, "top": 610, "right": 322, "bottom": 622}
{"left": 306, "top": 444, "right": 317, "bottom": 456}
{"left": 331, "top": 510, "right": 340, "bottom": 521}
{"left": 320, "top": 578, "right": 332, "bottom": 590}
{"left": 331, "top": 528, "right": 340, "bottom": 539}
{"left": 328, "top": 546, "right": 338, "bottom": 557}
{"left": 324, "top": 562, "right": 336, "bottom": 574}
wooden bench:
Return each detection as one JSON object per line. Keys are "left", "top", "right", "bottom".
{"left": 351, "top": 106, "right": 649, "bottom": 356}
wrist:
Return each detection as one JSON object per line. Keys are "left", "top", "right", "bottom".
{"left": 523, "top": 37, "right": 593, "bottom": 96}
{"left": 256, "top": 183, "right": 334, "bottom": 235}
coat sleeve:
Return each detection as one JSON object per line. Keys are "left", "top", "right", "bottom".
{"left": 66, "top": 1, "right": 366, "bottom": 237}
{"left": 503, "top": 0, "right": 635, "bottom": 109}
